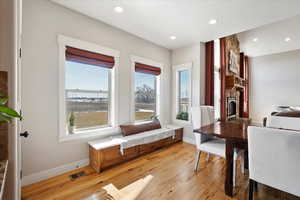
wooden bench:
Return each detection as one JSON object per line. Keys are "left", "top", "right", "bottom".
{"left": 89, "top": 126, "right": 183, "bottom": 173}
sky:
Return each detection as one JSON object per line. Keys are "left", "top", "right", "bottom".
{"left": 65, "top": 61, "right": 189, "bottom": 98}
{"left": 135, "top": 72, "right": 155, "bottom": 90}
{"left": 65, "top": 61, "right": 109, "bottom": 91}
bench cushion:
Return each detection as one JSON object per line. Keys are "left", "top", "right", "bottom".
{"left": 89, "top": 126, "right": 182, "bottom": 151}
{"left": 120, "top": 120, "right": 161, "bottom": 136}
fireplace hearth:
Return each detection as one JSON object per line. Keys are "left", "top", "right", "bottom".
{"left": 227, "top": 97, "right": 237, "bottom": 120}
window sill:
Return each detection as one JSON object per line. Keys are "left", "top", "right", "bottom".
{"left": 59, "top": 126, "right": 120, "bottom": 143}
{"left": 173, "top": 119, "right": 192, "bottom": 126}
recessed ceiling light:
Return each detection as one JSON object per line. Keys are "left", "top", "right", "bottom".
{"left": 285, "top": 37, "right": 291, "bottom": 42}
{"left": 170, "top": 36, "right": 176, "bottom": 40}
{"left": 209, "top": 19, "right": 217, "bottom": 25}
{"left": 114, "top": 6, "right": 124, "bottom": 13}
{"left": 252, "top": 38, "right": 258, "bottom": 42}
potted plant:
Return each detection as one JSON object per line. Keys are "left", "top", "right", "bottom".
{"left": 176, "top": 112, "right": 189, "bottom": 121}
{"left": 150, "top": 115, "right": 159, "bottom": 121}
{"left": 68, "top": 112, "right": 75, "bottom": 134}
{"left": 0, "top": 92, "right": 22, "bottom": 122}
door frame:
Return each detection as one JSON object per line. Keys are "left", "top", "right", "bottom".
{"left": 8, "top": 0, "right": 22, "bottom": 199}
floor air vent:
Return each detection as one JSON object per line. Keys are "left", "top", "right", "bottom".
{"left": 69, "top": 171, "right": 86, "bottom": 180}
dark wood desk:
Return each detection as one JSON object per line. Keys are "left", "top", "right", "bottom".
{"left": 194, "top": 119, "right": 259, "bottom": 197}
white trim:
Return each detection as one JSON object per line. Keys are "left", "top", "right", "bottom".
{"left": 173, "top": 119, "right": 192, "bottom": 126}
{"left": 172, "top": 62, "right": 193, "bottom": 123}
{"left": 11, "top": 0, "right": 22, "bottom": 199}
{"left": 183, "top": 136, "right": 195, "bottom": 145}
{"left": 21, "top": 159, "right": 89, "bottom": 186}
{"left": 57, "top": 35, "right": 120, "bottom": 142}
{"left": 172, "top": 62, "right": 193, "bottom": 70}
{"left": 59, "top": 127, "right": 120, "bottom": 142}
{"left": 130, "top": 55, "right": 163, "bottom": 122}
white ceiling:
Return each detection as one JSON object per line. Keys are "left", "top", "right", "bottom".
{"left": 238, "top": 15, "right": 300, "bottom": 57}
{"left": 51, "top": 0, "right": 300, "bottom": 50}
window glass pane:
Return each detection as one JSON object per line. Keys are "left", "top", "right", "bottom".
{"left": 65, "top": 61, "right": 110, "bottom": 131}
{"left": 135, "top": 72, "right": 156, "bottom": 121}
{"left": 177, "top": 70, "right": 189, "bottom": 121}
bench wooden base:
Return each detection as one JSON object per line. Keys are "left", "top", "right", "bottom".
{"left": 89, "top": 128, "right": 183, "bottom": 173}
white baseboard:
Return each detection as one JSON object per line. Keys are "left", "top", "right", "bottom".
{"left": 22, "top": 158, "right": 89, "bottom": 186}
{"left": 183, "top": 136, "right": 195, "bottom": 145}
{"left": 252, "top": 120, "right": 262, "bottom": 125}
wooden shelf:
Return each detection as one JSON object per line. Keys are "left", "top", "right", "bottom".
{"left": 225, "top": 75, "right": 245, "bottom": 90}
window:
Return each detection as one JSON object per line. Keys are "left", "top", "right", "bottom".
{"left": 131, "top": 56, "right": 162, "bottom": 122}
{"left": 65, "top": 61, "right": 111, "bottom": 130}
{"left": 177, "top": 70, "right": 189, "bottom": 120}
{"left": 173, "top": 63, "right": 192, "bottom": 122}
{"left": 135, "top": 72, "right": 157, "bottom": 121}
{"left": 58, "top": 35, "right": 119, "bottom": 142}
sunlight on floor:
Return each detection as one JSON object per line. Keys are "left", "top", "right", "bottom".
{"left": 103, "top": 175, "right": 154, "bottom": 200}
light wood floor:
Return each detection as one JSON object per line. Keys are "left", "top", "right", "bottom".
{"left": 22, "top": 142, "right": 300, "bottom": 200}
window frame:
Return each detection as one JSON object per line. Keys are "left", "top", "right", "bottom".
{"left": 214, "top": 39, "right": 221, "bottom": 120}
{"left": 172, "top": 63, "right": 193, "bottom": 123}
{"left": 130, "top": 55, "right": 163, "bottom": 123}
{"left": 57, "top": 35, "right": 120, "bottom": 142}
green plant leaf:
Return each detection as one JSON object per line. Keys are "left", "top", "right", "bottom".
{"left": 176, "top": 112, "right": 188, "bottom": 121}
{"left": 0, "top": 97, "right": 8, "bottom": 105}
{"left": 0, "top": 92, "right": 8, "bottom": 105}
{"left": 0, "top": 92, "right": 6, "bottom": 98}
{"left": 0, "top": 105, "right": 22, "bottom": 119}
{"left": 69, "top": 112, "right": 75, "bottom": 126}
{"left": 0, "top": 113, "right": 12, "bottom": 122}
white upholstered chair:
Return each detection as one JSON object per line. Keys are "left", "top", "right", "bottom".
{"left": 191, "top": 106, "right": 243, "bottom": 186}
{"left": 266, "top": 115, "right": 300, "bottom": 130}
{"left": 248, "top": 126, "right": 300, "bottom": 199}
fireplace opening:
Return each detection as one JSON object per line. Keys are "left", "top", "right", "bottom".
{"left": 227, "top": 97, "right": 237, "bottom": 120}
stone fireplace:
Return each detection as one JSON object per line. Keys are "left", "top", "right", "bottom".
{"left": 221, "top": 34, "right": 247, "bottom": 121}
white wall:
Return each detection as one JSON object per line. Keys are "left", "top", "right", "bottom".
{"left": 171, "top": 43, "right": 206, "bottom": 143}
{"left": 250, "top": 49, "right": 300, "bottom": 123}
{"left": 22, "top": 0, "right": 171, "bottom": 179}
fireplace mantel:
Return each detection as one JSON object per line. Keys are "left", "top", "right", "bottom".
{"left": 225, "top": 75, "right": 245, "bottom": 90}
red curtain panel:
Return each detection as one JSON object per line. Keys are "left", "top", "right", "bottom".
{"left": 243, "top": 56, "right": 250, "bottom": 118}
{"left": 205, "top": 41, "right": 214, "bottom": 106}
{"left": 220, "top": 38, "right": 227, "bottom": 121}
{"left": 239, "top": 53, "right": 250, "bottom": 118}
